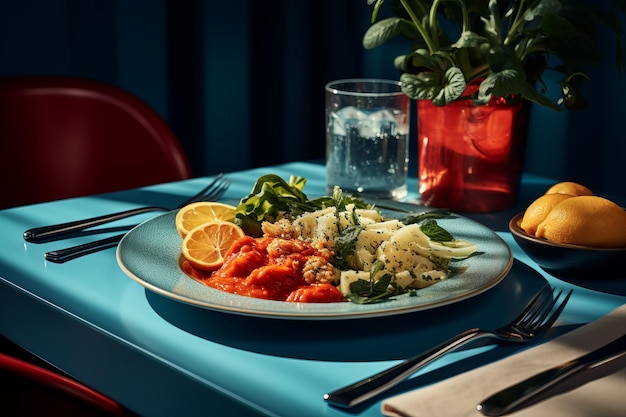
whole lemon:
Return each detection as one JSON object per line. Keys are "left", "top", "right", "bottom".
{"left": 535, "top": 196, "right": 626, "bottom": 247}
{"left": 545, "top": 181, "right": 593, "bottom": 197}
{"left": 520, "top": 193, "right": 572, "bottom": 235}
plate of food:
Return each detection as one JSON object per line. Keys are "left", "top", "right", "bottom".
{"left": 117, "top": 175, "right": 513, "bottom": 319}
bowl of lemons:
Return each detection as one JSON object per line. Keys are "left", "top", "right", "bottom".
{"left": 510, "top": 181, "right": 626, "bottom": 279}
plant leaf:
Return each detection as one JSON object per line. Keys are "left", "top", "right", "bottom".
{"left": 522, "top": 0, "right": 562, "bottom": 32}
{"left": 558, "top": 73, "right": 591, "bottom": 110}
{"left": 402, "top": 49, "right": 442, "bottom": 73}
{"left": 487, "top": 44, "right": 522, "bottom": 73}
{"left": 480, "top": 0, "right": 501, "bottom": 44}
{"left": 542, "top": 9, "right": 578, "bottom": 39}
{"left": 452, "top": 31, "right": 490, "bottom": 49}
{"left": 400, "top": 71, "right": 444, "bottom": 100}
{"left": 479, "top": 69, "right": 523, "bottom": 97}
{"left": 363, "top": 17, "right": 408, "bottom": 49}
{"left": 520, "top": 81, "right": 562, "bottom": 110}
{"left": 366, "top": 0, "right": 626, "bottom": 111}
{"left": 400, "top": 66, "right": 466, "bottom": 105}
{"left": 432, "top": 67, "right": 466, "bottom": 106}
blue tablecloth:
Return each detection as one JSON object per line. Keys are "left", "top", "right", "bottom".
{"left": 1, "top": 161, "right": 624, "bottom": 416}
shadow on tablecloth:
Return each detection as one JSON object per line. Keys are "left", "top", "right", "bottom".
{"left": 145, "top": 260, "right": 559, "bottom": 362}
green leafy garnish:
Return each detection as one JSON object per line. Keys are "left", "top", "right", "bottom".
{"left": 311, "top": 185, "right": 373, "bottom": 212}
{"left": 399, "top": 210, "right": 452, "bottom": 225}
{"left": 233, "top": 174, "right": 307, "bottom": 236}
{"left": 346, "top": 260, "right": 402, "bottom": 304}
{"left": 420, "top": 219, "right": 455, "bottom": 242}
{"left": 234, "top": 176, "right": 371, "bottom": 236}
{"left": 346, "top": 275, "right": 395, "bottom": 304}
{"left": 331, "top": 223, "right": 363, "bottom": 270}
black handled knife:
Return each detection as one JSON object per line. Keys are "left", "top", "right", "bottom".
{"left": 477, "top": 333, "right": 626, "bottom": 416}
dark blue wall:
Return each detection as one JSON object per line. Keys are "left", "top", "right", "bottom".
{"left": 1, "top": 0, "right": 624, "bottom": 196}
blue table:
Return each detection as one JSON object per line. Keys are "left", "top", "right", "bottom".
{"left": 1, "top": 161, "right": 624, "bottom": 416}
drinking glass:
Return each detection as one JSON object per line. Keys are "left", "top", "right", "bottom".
{"left": 325, "top": 79, "right": 410, "bottom": 200}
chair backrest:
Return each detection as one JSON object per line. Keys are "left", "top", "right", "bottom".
{"left": 0, "top": 76, "right": 192, "bottom": 208}
{"left": 0, "top": 350, "right": 135, "bottom": 416}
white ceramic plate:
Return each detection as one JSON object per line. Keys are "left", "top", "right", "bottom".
{"left": 117, "top": 202, "right": 513, "bottom": 319}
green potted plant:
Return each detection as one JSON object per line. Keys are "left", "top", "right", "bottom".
{"left": 363, "top": 0, "right": 625, "bottom": 212}
{"left": 365, "top": 0, "right": 624, "bottom": 109}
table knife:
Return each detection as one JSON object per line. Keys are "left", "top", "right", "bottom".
{"left": 477, "top": 333, "right": 626, "bottom": 416}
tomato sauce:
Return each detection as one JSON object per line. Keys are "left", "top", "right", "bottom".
{"left": 182, "top": 236, "right": 345, "bottom": 303}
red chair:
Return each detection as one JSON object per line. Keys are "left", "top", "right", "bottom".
{"left": 0, "top": 336, "right": 136, "bottom": 416}
{"left": 0, "top": 76, "right": 190, "bottom": 413}
{"left": 0, "top": 76, "right": 192, "bottom": 208}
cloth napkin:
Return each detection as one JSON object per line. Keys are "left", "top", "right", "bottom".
{"left": 382, "top": 303, "right": 626, "bottom": 417}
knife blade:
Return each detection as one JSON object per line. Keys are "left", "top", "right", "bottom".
{"left": 477, "top": 333, "right": 626, "bottom": 416}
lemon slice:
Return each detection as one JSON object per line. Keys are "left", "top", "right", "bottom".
{"left": 175, "top": 201, "right": 236, "bottom": 237}
{"left": 181, "top": 221, "right": 245, "bottom": 271}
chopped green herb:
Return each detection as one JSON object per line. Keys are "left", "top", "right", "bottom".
{"left": 346, "top": 273, "right": 396, "bottom": 304}
{"left": 331, "top": 224, "right": 363, "bottom": 270}
{"left": 420, "top": 219, "right": 455, "bottom": 242}
{"left": 399, "top": 210, "right": 452, "bottom": 225}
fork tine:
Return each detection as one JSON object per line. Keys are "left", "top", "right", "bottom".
{"left": 202, "top": 178, "right": 231, "bottom": 202}
{"left": 529, "top": 289, "right": 572, "bottom": 335}
{"left": 514, "top": 287, "right": 572, "bottom": 337}
{"left": 44, "top": 176, "right": 232, "bottom": 263}
{"left": 323, "top": 285, "right": 571, "bottom": 409}
{"left": 178, "top": 174, "right": 232, "bottom": 207}
{"left": 177, "top": 173, "right": 225, "bottom": 208}
{"left": 518, "top": 287, "right": 559, "bottom": 329}
{"left": 510, "top": 284, "right": 552, "bottom": 327}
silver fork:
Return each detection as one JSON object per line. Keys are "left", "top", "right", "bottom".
{"left": 43, "top": 176, "right": 232, "bottom": 263}
{"left": 24, "top": 173, "right": 228, "bottom": 243}
{"left": 324, "top": 285, "right": 573, "bottom": 409}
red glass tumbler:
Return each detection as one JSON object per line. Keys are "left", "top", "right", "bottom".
{"left": 417, "top": 93, "right": 530, "bottom": 212}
